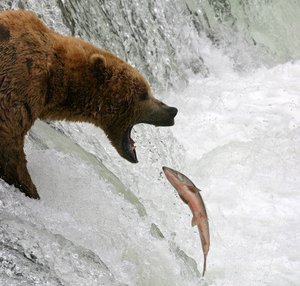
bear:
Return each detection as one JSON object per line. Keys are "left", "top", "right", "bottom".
{"left": 0, "top": 10, "right": 177, "bottom": 199}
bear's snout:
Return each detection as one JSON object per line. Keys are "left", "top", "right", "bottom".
{"left": 161, "top": 106, "right": 177, "bottom": 126}
{"left": 161, "top": 106, "right": 178, "bottom": 126}
{"left": 138, "top": 101, "right": 178, "bottom": 127}
{"left": 168, "top": 106, "right": 178, "bottom": 118}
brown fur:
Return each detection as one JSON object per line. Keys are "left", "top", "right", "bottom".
{"left": 0, "top": 10, "right": 177, "bottom": 199}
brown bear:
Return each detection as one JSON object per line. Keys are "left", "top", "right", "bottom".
{"left": 0, "top": 10, "right": 177, "bottom": 199}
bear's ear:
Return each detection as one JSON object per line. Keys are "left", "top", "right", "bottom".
{"left": 90, "top": 54, "right": 106, "bottom": 74}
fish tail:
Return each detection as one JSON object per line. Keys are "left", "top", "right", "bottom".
{"left": 202, "top": 254, "right": 207, "bottom": 277}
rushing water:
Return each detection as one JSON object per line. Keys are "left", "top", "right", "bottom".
{"left": 0, "top": 1, "right": 300, "bottom": 286}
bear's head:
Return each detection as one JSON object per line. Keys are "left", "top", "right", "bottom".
{"left": 90, "top": 53, "right": 178, "bottom": 163}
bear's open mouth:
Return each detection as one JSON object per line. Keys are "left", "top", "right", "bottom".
{"left": 122, "top": 125, "right": 138, "bottom": 163}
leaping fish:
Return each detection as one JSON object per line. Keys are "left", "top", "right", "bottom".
{"left": 162, "top": 166, "right": 210, "bottom": 277}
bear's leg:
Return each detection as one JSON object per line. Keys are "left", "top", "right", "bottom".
{"left": 0, "top": 143, "right": 40, "bottom": 199}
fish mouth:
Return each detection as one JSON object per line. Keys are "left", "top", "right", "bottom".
{"left": 162, "top": 166, "right": 177, "bottom": 186}
{"left": 122, "top": 125, "right": 138, "bottom": 163}
{"left": 162, "top": 166, "right": 176, "bottom": 177}
{"left": 162, "top": 166, "right": 196, "bottom": 187}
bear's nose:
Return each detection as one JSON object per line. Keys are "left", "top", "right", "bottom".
{"left": 169, "top": 107, "right": 178, "bottom": 118}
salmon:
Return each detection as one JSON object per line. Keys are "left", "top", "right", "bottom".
{"left": 162, "top": 166, "right": 210, "bottom": 276}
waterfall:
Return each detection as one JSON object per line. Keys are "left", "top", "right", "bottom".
{"left": 1, "top": 1, "right": 300, "bottom": 285}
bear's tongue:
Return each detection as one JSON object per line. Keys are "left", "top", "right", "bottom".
{"left": 123, "top": 126, "right": 138, "bottom": 163}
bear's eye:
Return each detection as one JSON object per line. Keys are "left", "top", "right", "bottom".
{"left": 139, "top": 92, "right": 148, "bottom": 101}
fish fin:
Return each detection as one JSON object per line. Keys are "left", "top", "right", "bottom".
{"left": 202, "top": 254, "right": 207, "bottom": 277}
{"left": 187, "top": 185, "right": 201, "bottom": 193}
{"left": 191, "top": 216, "right": 202, "bottom": 227}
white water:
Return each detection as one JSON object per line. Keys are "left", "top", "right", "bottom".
{"left": 1, "top": 1, "right": 300, "bottom": 285}
{"left": 170, "top": 61, "right": 300, "bottom": 285}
